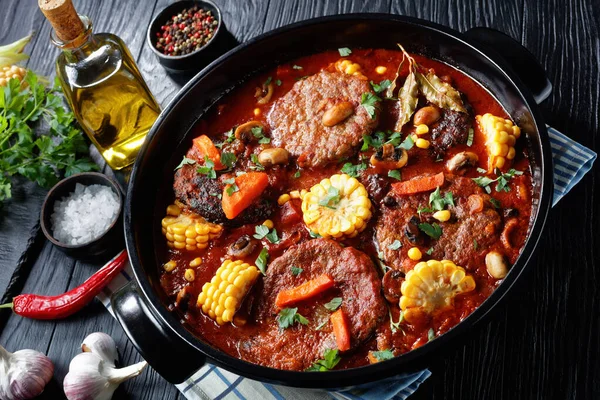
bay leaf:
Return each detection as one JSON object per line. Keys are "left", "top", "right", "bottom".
{"left": 416, "top": 71, "right": 467, "bottom": 113}
{"left": 394, "top": 70, "right": 419, "bottom": 131}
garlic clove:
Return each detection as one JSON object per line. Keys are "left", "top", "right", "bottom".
{"left": 0, "top": 345, "right": 54, "bottom": 400}
{"left": 81, "top": 332, "right": 118, "bottom": 367}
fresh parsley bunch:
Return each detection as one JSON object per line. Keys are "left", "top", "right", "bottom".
{"left": 0, "top": 72, "right": 97, "bottom": 204}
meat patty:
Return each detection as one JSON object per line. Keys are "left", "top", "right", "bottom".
{"left": 173, "top": 165, "right": 275, "bottom": 227}
{"left": 430, "top": 110, "right": 472, "bottom": 157}
{"left": 241, "top": 239, "right": 386, "bottom": 370}
{"left": 376, "top": 175, "right": 501, "bottom": 272}
{"left": 268, "top": 71, "right": 380, "bottom": 167}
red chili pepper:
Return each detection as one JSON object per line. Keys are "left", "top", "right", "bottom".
{"left": 0, "top": 250, "right": 128, "bottom": 320}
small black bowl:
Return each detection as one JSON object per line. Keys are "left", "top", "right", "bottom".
{"left": 147, "top": 0, "right": 223, "bottom": 71}
{"left": 40, "top": 172, "right": 124, "bottom": 261}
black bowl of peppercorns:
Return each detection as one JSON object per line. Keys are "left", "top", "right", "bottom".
{"left": 147, "top": 0, "right": 224, "bottom": 71}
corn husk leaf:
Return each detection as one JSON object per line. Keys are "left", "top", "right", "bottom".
{"left": 0, "top": 35, "right": 31, "bottom": 69}
{"left": 415, "top": 70, "right": 467, "bottom": 113}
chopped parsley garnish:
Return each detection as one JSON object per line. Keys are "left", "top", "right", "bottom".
{"left": 473, "top": 239, "right": 478, "bottom": 250}
{"left": 294, "top": 170, "right": 301, "bottom": 178}
{"left": 306, "top": 349, "right": 341, "bottom": 371}
{"left": 292, "top": 64, "right": 303, "bottom": 70}
{"left": 253, "top": 225, "right": 270, "bottom": 240}
{"left": 477, "top": 167, "right": 488, "bottom": 174}
{"left": 223, "top": 178, "right": 239, "bottom": 196}
{"left": 426, "top": 247, "right": 434, "bottom": 255}
{"left": 264, "top": 76, "right": 272, "bottom": 86}
{"left": 265, "top": 228, "right": 280, "bottom": 244}
{"left": 389, "top": 309, "right": 405, "bottom": 334}
{"left": 371, "top": 350, "right": 394, "bottom": 362}
{"left": 197, "top": 156, "right": 216, "bottom": 179}
{"left": 295, "top": 75, "right": 309, "bottom": 81}
{"left": 429, "top": 187, "right": 454, "bottom": 211}
{"left": 489, "top": 197, "right": 501, "bottom": 209}
{"left": 209, "top": 192, "right": 222, "bottom": 199}
{"left": 291, "top": 266, "right": 304, "bottom": 276}
{"left": 418, "top": 222, "right": 443, "bottom": 240}
{"left": 467, "top": 128, "right": 474, "bottom": 146}
{"left": 251, "top": 126, "right": 271, "bottom": 144}
{"left": 250, "top": 154, "right": 265, "bottom": 171}
{"left": 277, "top": 307, "right": 309, "bottom": 329}
{"left": 473, "top": 168, "right": 523, "bottom": 194}
{"left": 309, "top": 231, "right": 322, "bottom": 238}
{"left": 324, "top": 297, "right": 342, "bottom": 311}
{"left": 338, "top": 47, "right": 352, "bottom": 57}
{"left": 318, "top": 186, "right": 341, "bottom": 209}
{"left": 255, "top": 247, "right": 269, "bottom": 275}
{"left": 316, "top": 319, "right": 329, "bottom": 331}
{"left": 388, "top": 170, "right": 402, "bottom": 181}
{"left": 361, "top": 92, "right": 381, "bottom": 119}
{"left": 361, "top": 131, "right": 386, "bottom": 151}
{"left": 387, "top": 240, "right": 402, "bottom": 250}
{"left": 275, "top": 79, "right": 282, "bottom": 86}
{"left": 399, "top": 135, "right": 415, "bottom": 150}
{"left": 428, "top": 328, "right": 436, "bottom": 342}
{"left": 175, "top": 156, "right": 196, "bottom": 170}
{"left": 340, "top": 162, "right": 367, "bottom": 178}
{"left": 370, "top": 79, "right": 392, "bottom": 94}
{"left": 220, "top": 152, "right": 237, "bottom": 169}
{"left": 386, "top": 131, "right": 404, "bottom": 147}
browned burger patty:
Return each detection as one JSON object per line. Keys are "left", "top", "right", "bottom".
{"left": 173, "top": 165, "right": 275, "bottom": 227}
{"left": 268, "top": 71, "right": 380, "bottom": 168}
{"left": 240, "top": 239, "right": 386, "bottom": 370}
{"left": 376, "top": 175, "right": 501, "bottom": 272}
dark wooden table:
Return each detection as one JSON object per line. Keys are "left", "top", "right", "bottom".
{"left": 1, "top": 0, "right": 598, "bottom": 399}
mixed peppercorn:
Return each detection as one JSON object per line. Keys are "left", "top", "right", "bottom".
{"left": 155, "top": 5, "right": 219, "bottom": 56}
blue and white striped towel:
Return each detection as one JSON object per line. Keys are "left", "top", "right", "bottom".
{"left": 97, "top": 126, "right": 595, "bottom": 400}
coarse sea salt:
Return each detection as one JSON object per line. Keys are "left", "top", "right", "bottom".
{"left": 51, "top": 183, "right": 120, "bottom": 245}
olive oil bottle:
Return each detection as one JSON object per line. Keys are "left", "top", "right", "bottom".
{"left": 39, "top": 0, "right": 160, "bottom": 170}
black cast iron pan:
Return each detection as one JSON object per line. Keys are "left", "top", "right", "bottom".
{"left": 113, "top": 14, "right": 553, "bottom": 387}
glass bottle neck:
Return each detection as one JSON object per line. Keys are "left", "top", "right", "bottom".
{"left": 51, "top": 15, "right": 97, "bottom": 62}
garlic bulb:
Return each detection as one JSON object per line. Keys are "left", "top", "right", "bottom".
{"left": 63, "top": 332, "right": 147, "bottom": 400}
{"left": 0, "top": 345, "right": 54, "bottom": 400}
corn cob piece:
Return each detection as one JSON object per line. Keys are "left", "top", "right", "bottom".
{"left": 197, "top": 260, "right": 260, "bottom": 325}
{"left": 0, "top": 65, "right": 27, "bottom": 87}
{"left": 400, "top": 259, "right": 476, "bottom": 323}
{"left": 161, "top": 204, "right": 222, "bottom": 251}
{"left": 301, "top": 173, "right": 372, "bottom": 239}
{"left": 476, "top": 113, "right": 521, "bottom": 171}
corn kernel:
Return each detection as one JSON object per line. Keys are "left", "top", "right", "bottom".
{"left": 166, "top": 204, "right": 181, "bottom": 216}
{"left": 278, "top": 194, "right": 291, "bottom": 205}
{"left": 262, "top": 219, "right": 274, "bottom": 229}
{"left": 184, "top": 269, "right": 196, "bottom": 282}
{"left": 506, "top": 147, "right": 516, "bottom": 160}
{"left": 375, "top": 66, "right": 387, "bottom": 74}
{"left": 407, "top": 247, "right": 422, "bottom": 261}
{"left": 253, "top": 108, "right": 261, "bottom": 116}
{"left": 163, "top": 260, "right": 177, "bottom": 272}
{"left": 345, "top": 63, "right": 361, "bottom": 75}
{"left": 433, "top": 210, "right": 451, "bottom": 222}
{"left": 415, "top": 138, "right": 430, "bottom": 149}
{"left": 289, "top": 190, "right": 301, "bottom": 199}
{"left": 415, "top": 124, "right": 429, "bottom": 135}
{"left": 190, "top": 257, "right": 203, "bottom": 267}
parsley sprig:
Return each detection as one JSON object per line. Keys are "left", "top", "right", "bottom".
{"left": 361, "top": 92, "right": 381, "bottom": 119}
{"left": 0, "top": 72, "right": 98, "bottom": 204}
{"left": 277, "top": 307, "right": 309, "bottom": 329}
{"left": 472, "top": 168, "right": 523, "bottom": 194}
{"left": 306, "top": 349, "right": 341, "bottom": 371}
{"left": 418, "top": 187, "right": 454, "bottom": 215}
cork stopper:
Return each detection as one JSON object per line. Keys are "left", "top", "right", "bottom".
{"left": 38, "top": 0, "right": 85, "bottom": 42}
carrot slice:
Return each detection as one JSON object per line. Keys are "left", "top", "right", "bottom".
{"left": 222, "top": 172, "right": 269, "bottom": 219}
{"left": 391, "top": 172, "right": 445, "bottom": 195}
{"left": 275, "top": 274, "right": 335, "bottom": 308}
{"left": 193, "top": 135, "right": 225, "bottom": 170}
{"left": 330, "top": 309, "right": 351, "bottom": 351}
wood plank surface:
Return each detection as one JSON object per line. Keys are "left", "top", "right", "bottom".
{"left": 0, "top": 0, "right": 598, "bottom": 399}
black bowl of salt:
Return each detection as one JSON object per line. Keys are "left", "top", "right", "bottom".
{"left": 40, "top": 172, "right": 124, "bottom": 261}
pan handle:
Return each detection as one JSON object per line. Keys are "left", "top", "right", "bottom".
{"left": 111, "top": 281, "right": 205, "bottom": 384}
{"left": 464, "top": 27, "right": 552, "bottom": 104}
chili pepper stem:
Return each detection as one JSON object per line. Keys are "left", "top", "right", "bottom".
{"left": 0, "top": 303, "right": 14, "bottom": 309}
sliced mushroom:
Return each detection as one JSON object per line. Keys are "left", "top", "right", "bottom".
{"left": 446, "top": 151, "right": 479, "bottom": 173}
{"left": 258, "top": 148, "right": 289, "bottom": 167}
{"left": 501, "top": 218, "right": 519, "bottom": 249}
{"left": 228, "top": 235, "right": 258, "bottom": 258}
{"left": 485, "top": 251, "right": 508, "bottom": 279}
{"left": 404, "top": 216, "right": 424, "bottom": 245}
{"left": 175, "top": 287, "right": 192, "bottom": 311}
{"left": 382, "top": 269, "right": 405, "bottom": 303}
{"left": 322, "top": 101, "right": 354, "bottom": 127}
{"left": 235, "top": 121, "right": 264, "bottom": 142}
{"left": 255, "top": 82, "right": 274, "bottom": 105}
{"left": 370, "top": 143, "right": 408, "bottom": 170}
